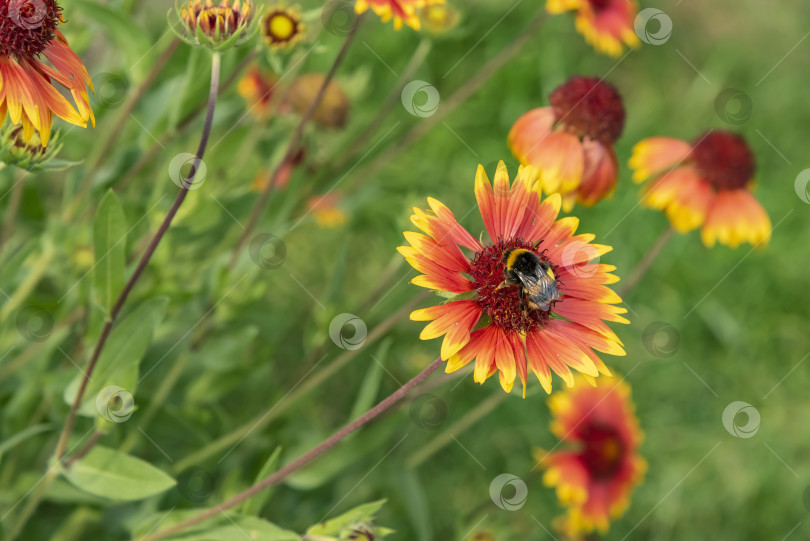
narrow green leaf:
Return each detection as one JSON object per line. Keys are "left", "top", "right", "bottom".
{"left": 241, "top": 446, "right": 282, "bottom": 517}
{"left": 92, "top": 190, "right": 127, "bottom": 313}
{"left": 64, "top": 446, "right": 176, "bottom": 501}
{"left": 0, "top": 424, "right": 52, "bottom": 456}
{"left": 63, "top": 297, "right": 169, "bottom": 417}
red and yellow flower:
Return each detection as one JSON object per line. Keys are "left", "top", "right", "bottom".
{"left": 399, "top": 162, "right": 628, "bottom": 396}
{"left": 546, "top": 0, "right": 640, "bottom": 57}
{"left": 261, "top": 6, "right": 304, "bottom": 49}
{"left": 630, "top": 130, "right": 771, "bottom": 248}
{"left": 509, "top": 76, "right": 625, "bottom": 211}
{"left": 0, "top": 0, "right": 94, "bottom": 146}
{"left": 355, "top": 0, "right": 445, "bottom": 31}
{"left": 307, "top": 193, "right": 347, "bottom": 228}
{"left": 535, "top": 377, "right": 646, "bottom": 537}
{"left": 237, "top": 65, "right": 280, "bottom": 118}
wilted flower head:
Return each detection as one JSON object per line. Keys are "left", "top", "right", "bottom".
{"left": 400, "top": 162, "right": 627, "bottom": 396}
{"left": 355, "top": 0, "right": 445, "bottom": 31}
{"left": 286, "top": 73, "right": 349, "bottom": 129}
{"left": 509, "top": 76, "right": 625, "bottom": 211}
{"left": 0, "top": 0, "right": 94, "bottom": 146}
{"left": 176, "top": 0, "right": 256, "bottom": 50}
{"left": 261, "top": 5, "right": 304, "bottom": 49}
{"left": 630, "top": 130, "right": 771, "bottom": 248}
{"left": 546, "top": 0, "right": 640, "bottom": 57}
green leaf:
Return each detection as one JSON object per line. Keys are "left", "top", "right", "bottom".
{"left": 131, "top": 510, "right": 300, "bottom": 540}
{"left": 0, "top": 424, "right": 52, "bottom": 456}
{"left": 92, "top": 190, "right": 127, "bottom": 314}
{"left": 64, "top": 446, "right": 176, "bottom": 501}
{"left": 241, "top": 446, "right": 282, "bottom": 517}
{"left": 63, "top": 297, "right": 169, "bottom": 417}
{"left": 72, "top": 0, "right": 153, "bottom": 79}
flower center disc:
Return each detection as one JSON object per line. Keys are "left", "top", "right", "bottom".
{"left": 549, "top": 76, "right": 626, "bottom": 145}
{"left": 470, "top": 239, "right": 555, "bottom": 334}
{"left": 588, "top": 0, "right": 613, "bottom": 12}
{"left": 0, "top": 0, "right": 61, "bottom": 58}
{"left": 691, "top": 130, "right": 754, "bottom": 191}
{"left": 580, "top": 423, "right": 625, "bottom": 479}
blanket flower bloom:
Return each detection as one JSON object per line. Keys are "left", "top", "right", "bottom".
{"left": 399, "top": 162, "right": 628, "bottom": 395}
{"left": 261, "top": 5, "right": 303, "bottom": 49}
{"left": 509, "top": 76, "right": 625, "bottom": 211}
{"left": 546, "top": 0, "right": 640, "bottom": 57}
{"left": 0, "top": 0, "right": 94, "bottom": 146}
{"left": 177, "top": 0, "right": 255, "bottom": 50}
{"left": 535, "top": 377, "right": 646, "bottom": 537}
{"left": 629, "top": 130, "right": 771, "bottom": 248}
{"left": 355, "top": 0, "right": 445, "bottom": 31}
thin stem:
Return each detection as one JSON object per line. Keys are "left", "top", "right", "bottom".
{"left": 54, "top": 52, "right": 222, "bottom": 462}
{"left": 137, "top": 357, "right": 444, "bottom": 541}
{"left": 0, "top": 173, "right": 25, "bottom": 255}
{"left": 344, "top": 13, "right": 546, "bottom": 191}
{"left": 170, "top": 290, "right": 428, "bottom": 474}
{"left": 619, "top": 226, "right": 674, "bottom": 298}
{"left": 332, "top": 36, "right": 433, "bottom": 171}
{"left": 63, "top": 432, "right": 102, "bottom": 468}
{"left": 228, "top": 14, "right": 366, "bottom": 270}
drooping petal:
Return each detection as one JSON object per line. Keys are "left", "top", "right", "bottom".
{"left": 629, "top": 136, "right": 692, "bottom": 183}
{"left": 701, "top": 188, "right": 772, "bottom": 248}
{"left": 576, "top": 139, "right": 619, "bottom": 208}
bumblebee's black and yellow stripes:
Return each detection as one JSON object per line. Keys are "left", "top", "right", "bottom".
{"left": 500, "top": 248, "right": 560, "bottom": 312}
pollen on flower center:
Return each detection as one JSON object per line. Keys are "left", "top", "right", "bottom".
{"left": 580, "top": 423, "right": 625, "bottom": 479}
{"left": 0, "top": 0, "right": 61, "bottom": 58}
{"left": 470, "top": 238, "right": 555, "bottom": 334}
{"left": 549, "top": 76, "right": 626, "bottom": 145}
{"left": 691, "top": 130, "right": 754, "bottom": 191}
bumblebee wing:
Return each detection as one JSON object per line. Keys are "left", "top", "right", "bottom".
{"left": 518, "top": 270, "right": 559, "bottom": 311}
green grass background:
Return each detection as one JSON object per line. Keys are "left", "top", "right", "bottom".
{"left": 1, "top": 0, "right": 809, "bottom": 539}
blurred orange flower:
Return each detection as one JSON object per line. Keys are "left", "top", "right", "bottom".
{"left": 547, "top": 0, "right": 639, "bottom": 57}
{"left": 509, "top": 76, "right": 625, "bottom": 211}
{"left": 237, "top": 65, "right": 279, "bottom": 118}
{"left": 535, "top": 377, "right": 646, "bottom": 537}
{"left": 0, "top": 0, "right": 94, "bottom": 146}
{"left": 355, "top": 0, "right": 445, "bottom": 31}
{"left": 400, "top": 162, "right": 627, "bottom": 396}
{"left": 630, "top": 130, "right": 771, "bottom": 248}
{"left": 307, "top": 193, "right": 347, "bottom": 228}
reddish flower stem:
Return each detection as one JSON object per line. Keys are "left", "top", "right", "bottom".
{"left": 54, "top": 52, "right": 222, "bottom": 462}
{"left": 136, "top": 357, "right": 444, "bottom": 541}
{"left": 227, "top": 14, "right": 366, "bottom": 270}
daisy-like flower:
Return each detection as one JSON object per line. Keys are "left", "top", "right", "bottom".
{"left": 534, "top": 377, "right": 646, "bottom": 537}
{"left": 629, "top": 130, "right": 772, "bottom": 248}
{"left": 355, "top": 0, "right": 445, "bottom": 31}
{"left": 0, "top": 0, "right": 94, "bottom": 147}
{"left": 237, "top": 65, "right": 279, "bottom": 118}
{"left": 399, "top": 162, "right": 628, "bottom": 395}
{"left": 509, "top": 76, "right": 625, "bottom": 211}
{"left": 261, "top": 6, "right": 304, "bottom": 49}
{"left": 178, "top": 0, "right": 255, "bottom": 50}
{"left": 546, "top": 0, "right": 640, "bottom": 57}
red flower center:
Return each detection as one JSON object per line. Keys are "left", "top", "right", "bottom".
{"left": 469, "top": 238, "right": 555, "bottom": 334}
{"left": 0, "top": 0, "right": 61, "bottom": 58}
{"left": 579, "top": 422, "right": 625, "bottom": 480}
{"left": 549, "top": 76, "right": 626, "bottom": 145}
{"left": 588, "top": 0, "right": 613, "bottom": 12}
{"left": 691, "top": 130, "right": 754, "bottom": 191}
